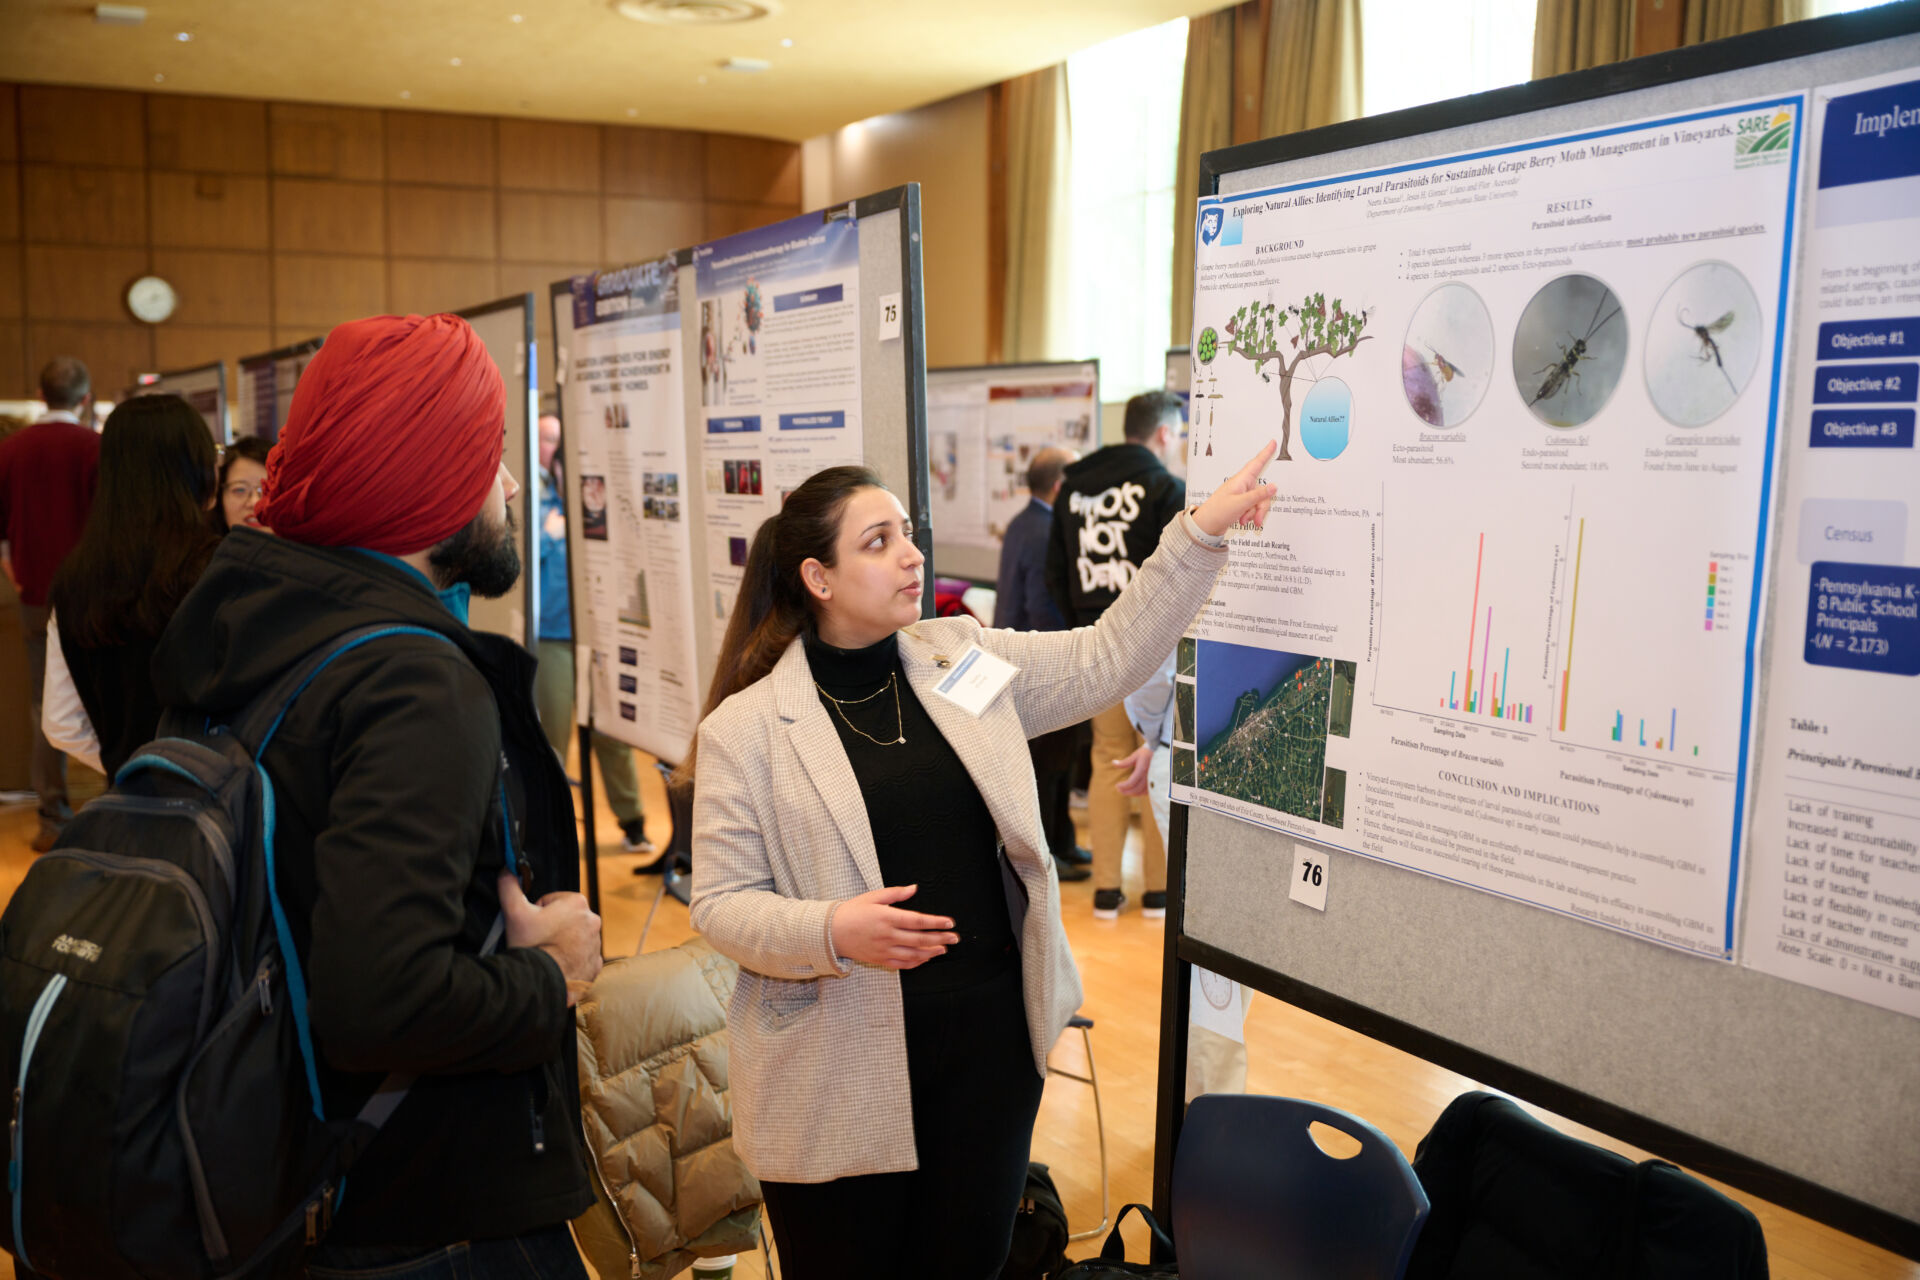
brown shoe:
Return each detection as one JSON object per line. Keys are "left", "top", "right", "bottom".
{"left": 31, "top": 824, "right": 61, "bottom": 853}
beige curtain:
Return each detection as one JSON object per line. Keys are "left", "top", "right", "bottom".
{"left": 1171, "top": 11, "right": 1235, "bottom": 347}
{"left": 1533, "top": 0, "right": 1635, "bottom": 77}
{"left": 1685, "top": 0, "right": 1809, "bottom": 44}
{"left": 1002, "top": 64, "right": 1073, "bottom": 363}
{"left": 1259, "top": 0, "right": 1365, "bottom": 138}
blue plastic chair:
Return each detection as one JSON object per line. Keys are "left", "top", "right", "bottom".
{"left": 1172, "top": 1094, "right": 1430, "bottom": 1280}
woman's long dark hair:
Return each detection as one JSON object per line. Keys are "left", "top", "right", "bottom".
{"left": 212, "top": 435, "right": 273, "bottom": 534}
{"left": 52, "top": 395, "right": 220, "bottom": 648}
{"left": 676, "top": 464, "right": 885, "bottom": 786}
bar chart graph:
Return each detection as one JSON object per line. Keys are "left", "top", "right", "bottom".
{"left": 1441, "top": 534, "right": 1536, "bottom": 723}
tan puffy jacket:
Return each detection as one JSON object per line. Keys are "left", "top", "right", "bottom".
{"left": 573, "top": 938, "right": 763, "bottom": 1280}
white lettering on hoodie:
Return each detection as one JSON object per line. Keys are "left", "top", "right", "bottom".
{"left": 1070, "top": 481, "right": 1146, "bottom": 594}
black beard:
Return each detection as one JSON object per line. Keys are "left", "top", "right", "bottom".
{"left": 430, "top": 505, "right": 522, "bottom": 599}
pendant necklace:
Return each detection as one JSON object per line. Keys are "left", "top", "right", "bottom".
{"left": 816, "top": 672, "right": 907, "bottom": 746}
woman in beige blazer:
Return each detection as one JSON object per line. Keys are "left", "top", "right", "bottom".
{"left": 686, "top": 442, "right": 1275, "bottom": 1277}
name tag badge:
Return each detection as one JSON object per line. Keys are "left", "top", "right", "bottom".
{"left": 930, "top": 644, "right": 1018, "bottom": 718}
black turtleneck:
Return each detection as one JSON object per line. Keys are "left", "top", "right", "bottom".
{"left": 804, "top": 628, "right": 1017, "bottom": 994}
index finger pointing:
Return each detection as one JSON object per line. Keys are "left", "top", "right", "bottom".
{"left": 1233, "top": 439, "right": 1278, "bottom": 485}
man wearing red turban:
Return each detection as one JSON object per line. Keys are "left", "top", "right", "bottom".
{"left": 154, "top": 314, "right": 601, "bottom": 1279}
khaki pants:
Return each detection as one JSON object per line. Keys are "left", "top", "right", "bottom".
{"left": 1089, "top": 701, "right": 1165, "bottom": 894}
{"left": 533, "top": 640, "right": 644, "bottom": 827}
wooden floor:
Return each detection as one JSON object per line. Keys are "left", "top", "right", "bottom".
{"left": 1, "top": 757, "right": 1913, "bottom": 1279}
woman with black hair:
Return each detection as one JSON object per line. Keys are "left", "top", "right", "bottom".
{"left": 42, "top": 394, "right": 221, "bottom": 778}
{"left": 683, "top": 441, "right": 1276, "bottom": 1276}
{"left": 214, "top": 434, "right": 273, "bottom": 534}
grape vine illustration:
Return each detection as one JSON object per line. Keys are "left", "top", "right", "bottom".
{"left": 1224, "top": 293, "right": 1371, "bottom": 460}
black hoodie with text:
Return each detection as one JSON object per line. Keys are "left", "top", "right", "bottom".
{"left": 1044, "top": 441, "right": 1187, "bottom": 627}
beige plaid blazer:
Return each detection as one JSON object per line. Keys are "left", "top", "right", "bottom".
{"left": 689, "top": 510, "right": 1227, "bottom": 1183}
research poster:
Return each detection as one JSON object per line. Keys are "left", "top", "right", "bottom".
{"left": 693, "top": 211, "right": 865, "bottom": 626}
{"left": 130, "top": 363, "right": 226, "bottom": 444}
{"left": 1174, "top": 94, "right": 1806, "bottom": 958}
{"left": 927, "top": 363, "right": 1097, "bottom": 552}
{"left": 1745, "top": 71, "right": 1920, "bottom": 1017}
{"left": 560, "top": 257, "right": 701, "bottom": 762}
{"left": 237, "top": 342, "right": 318, "bottom": 443}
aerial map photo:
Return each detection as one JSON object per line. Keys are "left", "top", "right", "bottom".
{"left": 1195, "top": 640, "right": 1337, "bottom": 823}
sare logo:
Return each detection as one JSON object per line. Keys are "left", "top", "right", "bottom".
{"left": 1734, "top": 106, "right": 1794, "bottom": 168}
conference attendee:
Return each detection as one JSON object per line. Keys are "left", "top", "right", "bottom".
{"left": 214, "top": 435, "right": 274, "bottom": 534}
{"left": 0, "top": 357, "right": 99, "bottom": 851}
{"left": 993, "top": 445, "right": 1089, "bottom": 884}
{"left": 151, "top": 314, "right": 601, "bottom": 1277}
{"left": 44, "top": 395, "right": 221, "bottom": 779}
{"left": 1045, "top": 390, "right": 1189, "bottom": 918}
{"left": 530, "top": 409, "right": 661, "bottom": 864}
{"left": 686, "top": 443, "right": 1274, "bottom": 1276}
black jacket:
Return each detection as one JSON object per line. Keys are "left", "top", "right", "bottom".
{"left": 1044, "top": 442, "right": 1186, "bottom": 627}
{"left": 151, "top": 529, "right": 592, "bottom": 1246}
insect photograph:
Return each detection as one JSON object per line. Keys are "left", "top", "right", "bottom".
{"left": 1402, "top": 281, "right": 1494, "bottom": 429}
{"left": 1645, "top": 261, "right": 1762, "bottom": 427}
{"left": 1513, "top": 273, "right": 1629, "bottom": 428}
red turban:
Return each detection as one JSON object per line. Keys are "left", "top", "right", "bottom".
{"left": 257, "top": 314, "right": 505, "bottom": 554}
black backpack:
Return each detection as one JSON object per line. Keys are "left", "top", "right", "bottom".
{"left": 1001, "top": 1161, "right": 1070, "bottom": 1280}
{"left": 1055, "top": 1204, "right": 1179, "bottom": 1279}
{"left": 0, "top": 624, "right": 502, "bottom": 1280}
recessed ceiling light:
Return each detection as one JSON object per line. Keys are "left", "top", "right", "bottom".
{"left": 450, "top": 56, "right": 462, "bottom": 66}
{"left": 510, "top": 12, "right": 524, "bottom": 21}
{"left": 625, "top": 107, "right": 638, "bottom": 117}
{"left": 780, "top": 37, "right": 792, "bottom": 47}
{"left": 174, "top": 31, "right": 191, "bottom": 42}
{"left": 92, "top": 4, "right": 145, "bottom": 25}
{"left": 720, "top": 56, "right": 770, "bottom": 73}
{"left": 152, "top": 72, "right": 165, "bottom": 82}
{"left": 615, "top": 0, "right": 779, "bottom": 26}
{"left": 400, "top": 89, "right": 412, "bottom": 99}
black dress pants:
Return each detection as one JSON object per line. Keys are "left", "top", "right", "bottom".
{"left": 1028, "top": 723, "right": 1080, "bottom": 858}
{"left": 759, "top": 963, "right": 1045, "bottom": 1279}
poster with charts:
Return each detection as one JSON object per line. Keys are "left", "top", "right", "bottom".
{"left": 693, "top": 210, "right": 865, "bottom": 627}
{"left": 1173, "top": 94, "right": 1805, "bottom": 958}
{"left": 560, "top": 256, "right": 700, "bottom": 763}
{"left": 1744, "top": 70, "right": 1920, "bottom": 1018}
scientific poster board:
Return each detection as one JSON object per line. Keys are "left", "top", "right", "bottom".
{"left": 1156, "top": 9, "right": 1920, "bottom": 1257}
{"left": 125, "top": 362, "right": 228, "bottom": 444}
{"left": 457, "top": 294, "right": 538, "bottom": 651}
{"left": 235, "top": 338, "right": 322, "bottom": 443}
{"left": 926, "top": 361, "right": 1100, "bottom": 584}
{"left": 551, "top": 188, "right": 929, "bottom": 764}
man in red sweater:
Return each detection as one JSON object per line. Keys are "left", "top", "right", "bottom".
{"left": 0, "top": 357, "right": 100, "bottom": 850}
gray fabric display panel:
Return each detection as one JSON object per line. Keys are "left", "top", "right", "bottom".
{"left": 1167, "top": 13, "right": 1920, "bottom": 1253}
{"left": 459, "top": 294, "right": 537, "bottom": 650}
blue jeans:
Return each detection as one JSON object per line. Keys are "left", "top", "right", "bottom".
{"left": 306, "top": 1225, "right": 588, "bottom": 1280}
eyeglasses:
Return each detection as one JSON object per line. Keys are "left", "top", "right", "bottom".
{"left": 225, "top": 482, "right": 265, "bottom": 503}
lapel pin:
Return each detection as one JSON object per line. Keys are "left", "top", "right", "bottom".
{"left": 933, "top": 654, "right": 951, "bottom": 668}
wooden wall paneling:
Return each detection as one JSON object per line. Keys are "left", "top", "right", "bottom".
{"left": 0, "top": 86, "right": 16, "bottom": 163}
{"left": 272, "top": 253, "right": 385, "bottom": 328}
{"left": 603, "top": 126, "right": 705, "bottom": 199}
{"left": 499, "top": 120, "right": 600, "bottom": 193}
{"left": 0, "top": 248, "right": 20, "bottom": 320}
{"left": 150, "top": 172, "right": 269, "bottom": 250}
{"left": 22, "top": 166, "right": 147, "bottom": 245}
{"left": 389, "top": 259, "right": 500, "bottom": 317}
{"left": 147, "top": 96, "right": 269, "bottom": 174}
{"left": 0, "top": 320, "right": 23, "bottom": 398}
{"left": 499, "top": 192, "right": 599, "bottom": 263}
{"left": 27, "top": 321, "right": 154, "bottom": 394}
{"left": 1231, "top": 0, "right": 1272, "bottom": 147}
{"left": 24, "top": 245, "right": 150, "bottom": 323}
{"left": 704, "top": 135, "right": 800, "bottom": 206}
{"left": 154, "top": 325, "right": 272, "bottom": 388}
{"left": 385, "top": 112, "right": 497, "bottom": 188}
{"left": 20, "top": 87, "right": 145, "bottom": 169}
{"left": 0, "top": 165, "right": 18, "bottom": 243}
{"left": 704, "top": 202, "right": 800, "bottom": 242}
{"left": 270, "top": 104, "right": 385, "bottom": 182}
{"left": 151, "top": 249, "right": 271, "bottom": 327}
{"left": 602, "top": 197, "right": 702, "bottom": 265}
{"left": 272, "top": 178, "right": 386, "bottom": 255}
{"left": 388, "top": 184, "right": 496, "bottom": 260}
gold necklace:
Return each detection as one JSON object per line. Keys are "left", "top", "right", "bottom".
{"left": 815, "top": 672, "right": 907, "bottom": 746}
